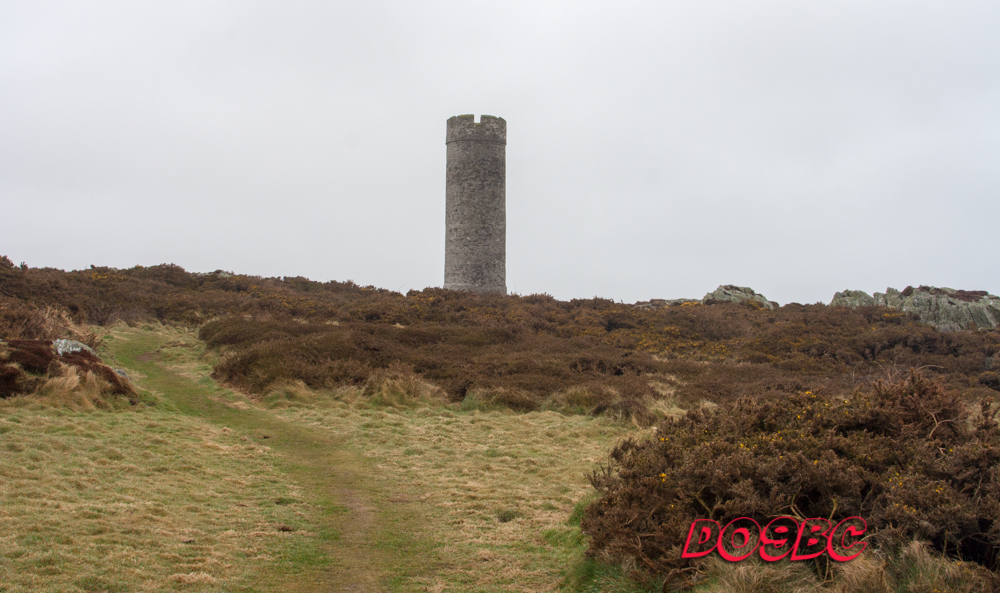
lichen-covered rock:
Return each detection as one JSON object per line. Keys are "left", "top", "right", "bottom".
{"left": 831, "top": 286, "right": 1000, "bottom": 332}
{"left": 702, "top": 285, "right": 776, "bottom": 310}
{"left": 830, "top": 290, "right": 876, "bottom": 308}
{"left": 52, "top": 339, "right": 96, "bottom": 357}
{"left": 882, "top": 287, "right": 1000, "bottom": 332}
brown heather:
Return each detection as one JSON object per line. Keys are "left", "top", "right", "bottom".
{"left": 584, "top": 372, "right": 1000, "bottom": 589}
{"left": 3, "top": 255, "right": 998, "bottom": 415}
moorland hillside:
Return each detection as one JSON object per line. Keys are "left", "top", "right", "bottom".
{"left": 3, "top": 255, "right": 1000, "bottom": 590}
{"left": 2, "top": 256, "right": 998, "bottom": 413}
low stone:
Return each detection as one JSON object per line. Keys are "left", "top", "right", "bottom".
{"left": 52, "top": 339, "right": 96, "bottom": 357}
{"left": 830, "top": 290, "right": 875, "bottom": 308}
{"left": 702, "top": 285, "right": 776, "bottom": 310}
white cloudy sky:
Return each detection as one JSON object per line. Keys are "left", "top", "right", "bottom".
{"left": 2, "top": 1, "right": 998, "bottom": 305}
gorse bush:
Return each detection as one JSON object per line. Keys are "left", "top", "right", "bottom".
{"left": 581, "top": 372, "right": 1000, "bottom": 586}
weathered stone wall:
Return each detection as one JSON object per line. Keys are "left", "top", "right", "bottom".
{"left": 444, "top": 115, "right": 506, "bottom": 294}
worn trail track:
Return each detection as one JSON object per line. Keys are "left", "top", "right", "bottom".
{"left": 112, "top": 329, "right": 402, "bottom": 592}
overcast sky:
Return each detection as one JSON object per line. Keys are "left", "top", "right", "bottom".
{"left": 2, "top": 1, "right": 998, "bottom": 305}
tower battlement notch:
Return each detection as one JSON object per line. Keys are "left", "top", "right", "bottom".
{"left": 444, "top": 114, "right": 507, "bottom": 294}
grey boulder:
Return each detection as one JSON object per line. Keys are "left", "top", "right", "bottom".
{"left": 830, "top": 290, "right": 875, "bottom": 308}
{"left": 52, "top": 339, "right": 97, "bottom": 357}
{"left": 702, "top": 285, "right": 776, "bottom": 310}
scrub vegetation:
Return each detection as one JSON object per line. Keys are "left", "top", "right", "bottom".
{"left": 586, "top": 371, "right": 1000, "bottom": 590}
{"left": 2, "top": 255, "right": 1000, "bottom": 591}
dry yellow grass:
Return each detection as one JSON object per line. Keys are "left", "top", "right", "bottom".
{"left": 685, "top": 539, "right": 997, "bottom": 593}
{"left": 0, "top": 396, "right": 312, "bottom": 592}
{"left": 274, "top": 393, "right": 647, "bottom": 591}
{"left": 29, "top": 364, "right": 117, "bottom": 412}
{"left": 141, "top": 323, "right": 653, "bottom": 590}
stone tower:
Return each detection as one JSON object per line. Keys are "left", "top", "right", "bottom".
{"left": 444, "top": 114, "right": 507, "bottom": 294}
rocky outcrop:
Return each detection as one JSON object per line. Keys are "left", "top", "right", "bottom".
{"left": 702, "top": 285, "right": 776, "bottom": 310}
{"left": 830, "top": 290, "right": 875, "bottom": 308}
{"left": 831, "top": 286, "right": 1000, "bottom": 331}
{"left": 633, "top": 286, "right": 777, "bottom": 311}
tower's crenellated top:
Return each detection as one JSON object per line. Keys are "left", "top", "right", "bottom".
{"left": 444, "top": 113, "right": 507, "bottom": 294}
{"left": 446, "top": 114, "right": 506, "bottom": 145}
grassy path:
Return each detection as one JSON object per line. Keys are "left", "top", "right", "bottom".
{"left": 108, "top": 326, "right": 435, "bottom": 591}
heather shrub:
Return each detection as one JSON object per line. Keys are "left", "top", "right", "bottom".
{"left": 195, "top": 292, "right": 999, "bottom": 419}
{"left": 591, "top": 397, "right": 658, "bottom": 427}
{"left": 460, "top": 387, "right": 540, "bottom": 412}
{"left": 0, "top": 339, "right": 140, "bottom": 408}
{"left": 582, "top": 372, "right": 1000, "bottom": 586}
{"left": 210, "top": 332, "right": 374, "bottom": 393}
{"left": 0, "top": 296, "right": 51, "bottom": 339}
{"left": 544, "top": 385, "right": 617, "bottom": 415}
{"left": 198, "top": 315, "right": 330, "bottom": 347}
{"left": 0, "top": 257, "right": 370, "bottom": 326}
{"left": 201, "top": 312, "right": 677, "bottom": 421}
{"left": 0, "top": 297, "right": 102, "bottom": 347}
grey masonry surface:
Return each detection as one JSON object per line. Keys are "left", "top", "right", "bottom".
{"left": 444, "top": 114, "right": 507, "bottom": 294}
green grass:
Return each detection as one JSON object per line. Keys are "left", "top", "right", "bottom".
{"left": 106, "top": 324, "right": 447, "bottom": 591}
{"left": 271, "top": 379, "right": 649, "bottom": 590}
{"left": 0, "top": 376, "right": 296, "bottom": 591}
{"left": 544, "top": 495, "right": 662, "bottom": 593}
{"left": 0, "top": 324, "right": 448, "bottom": 592}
